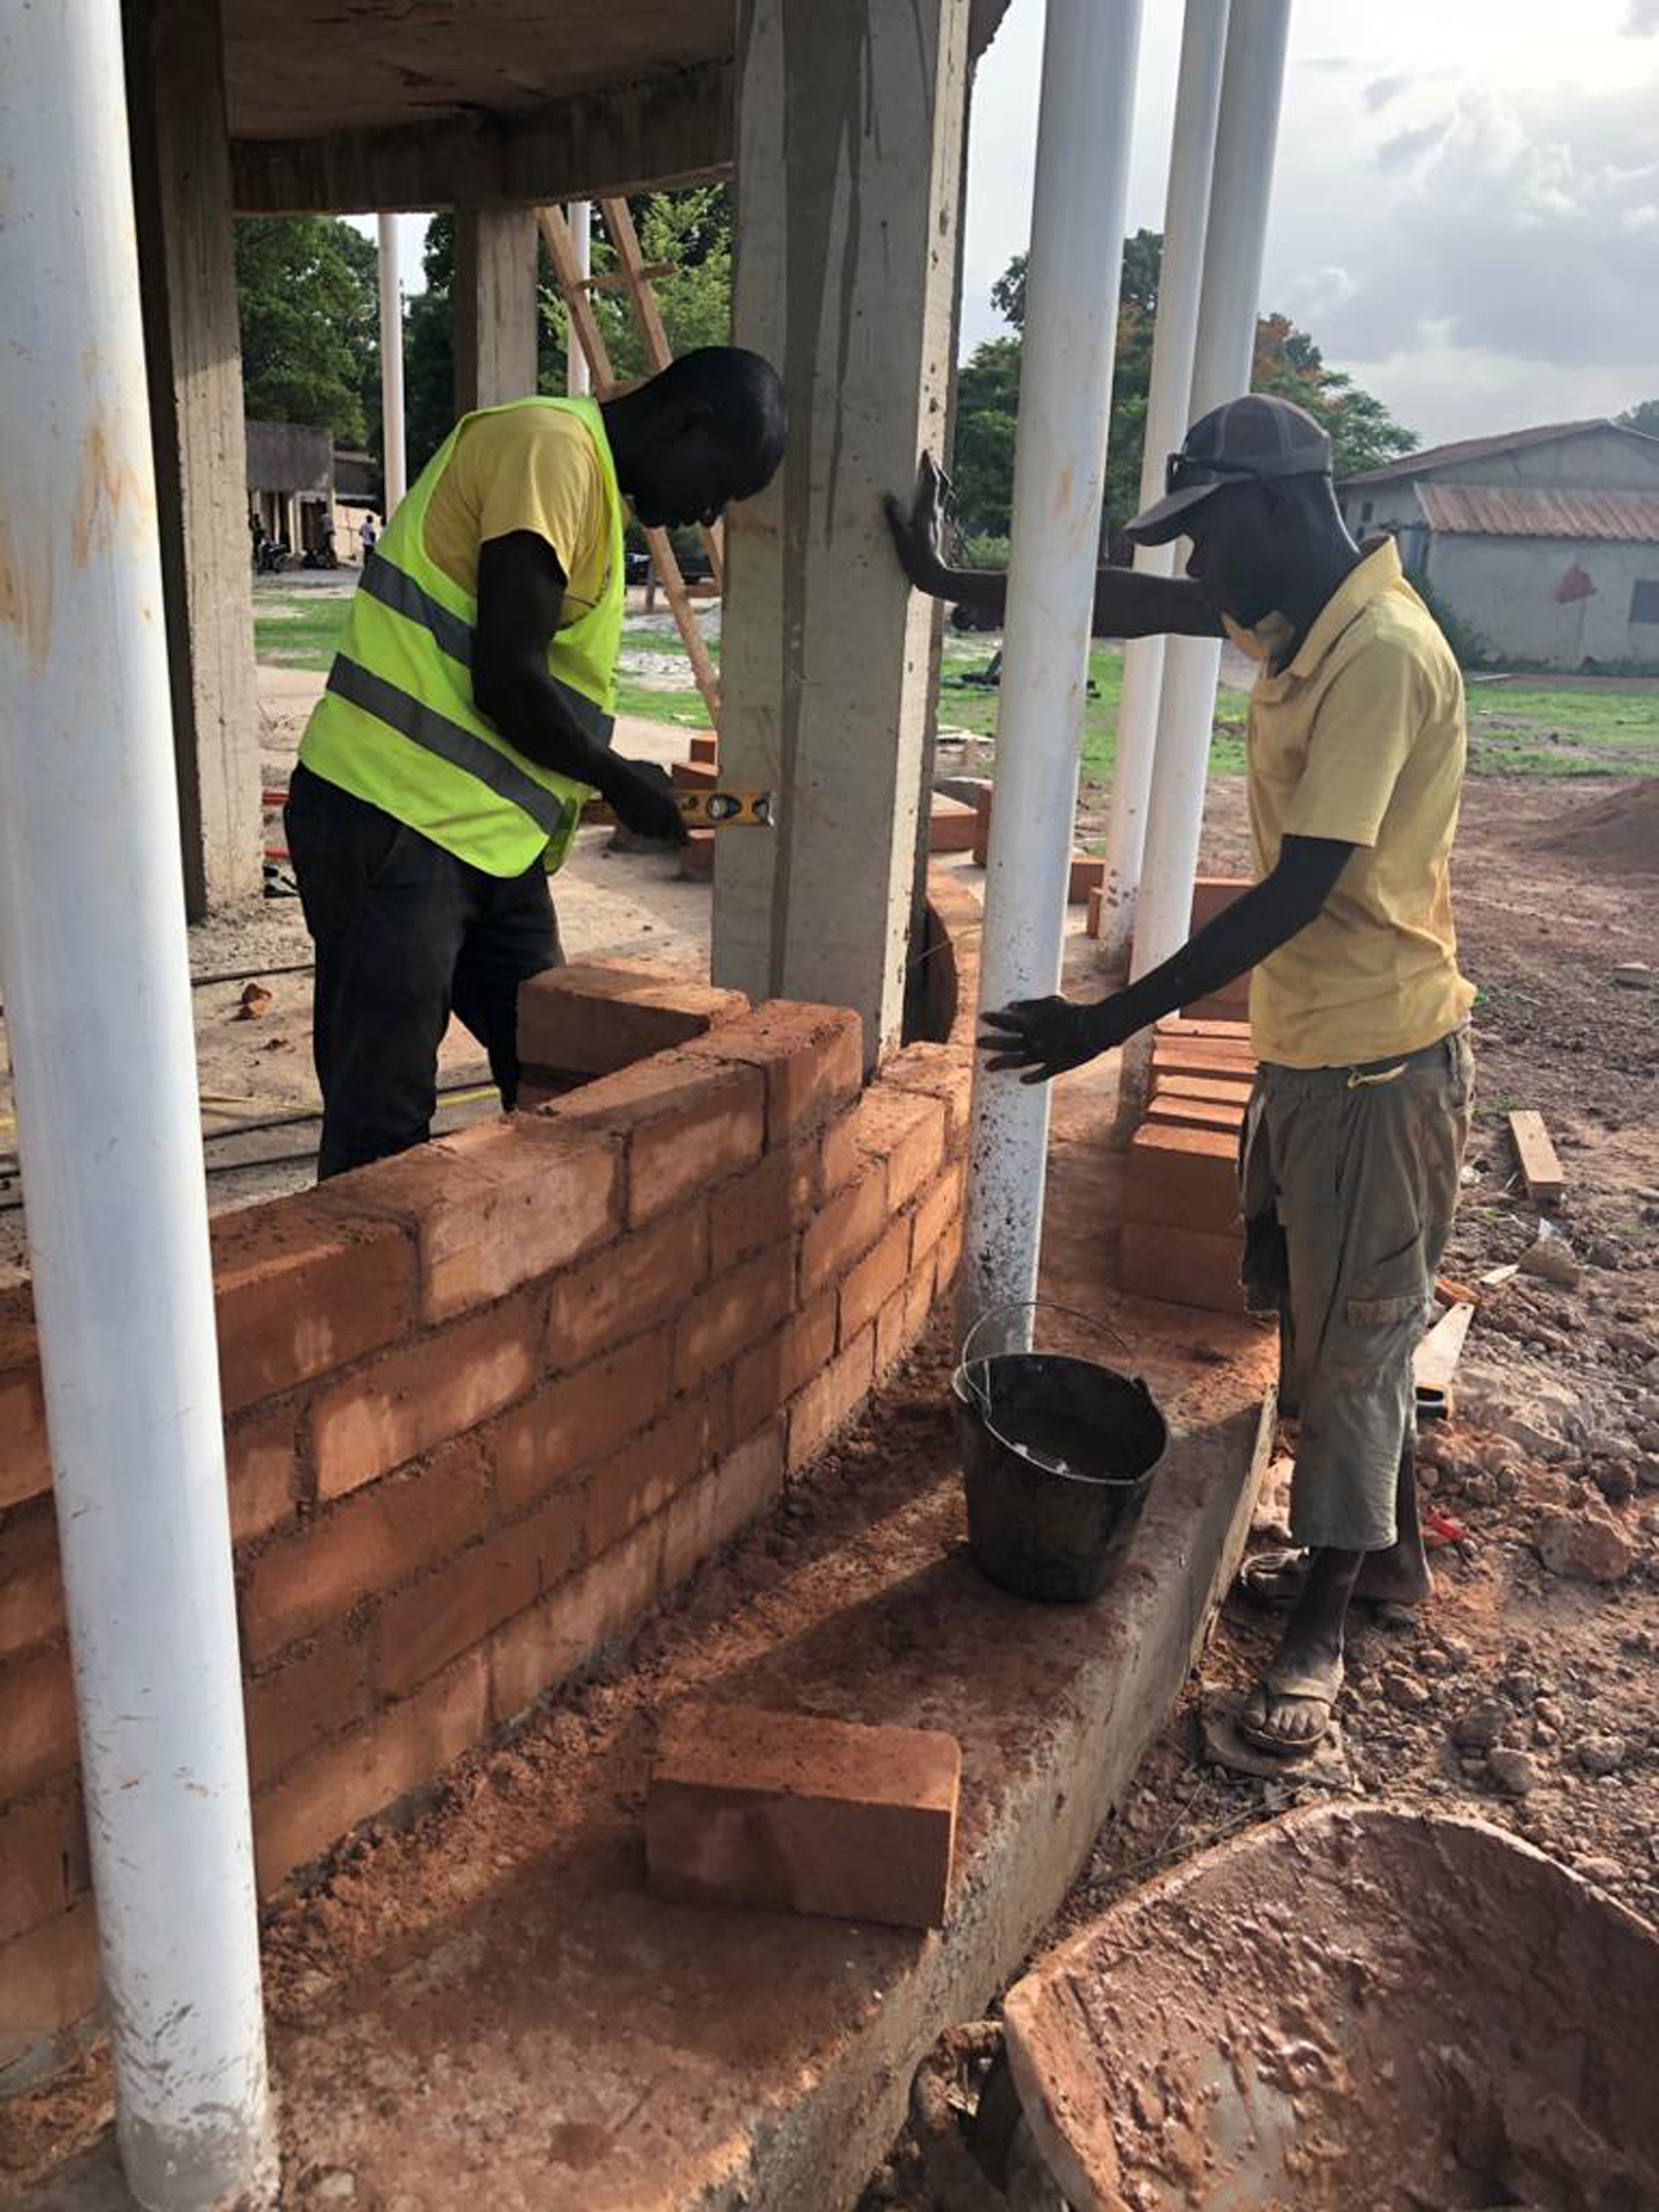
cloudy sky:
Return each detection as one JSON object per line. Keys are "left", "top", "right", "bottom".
{"left": 962, "top": 0, "right": 1659, "bottom": 446}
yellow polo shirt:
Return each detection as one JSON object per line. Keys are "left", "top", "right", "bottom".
{"left": 1248, "top": 537, "right": 1476, "bottom": 1067}
{"left": 421, "top": 403, "right": 611, "bottom": 621}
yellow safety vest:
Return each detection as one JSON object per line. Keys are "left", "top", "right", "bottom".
{"left": 299, "top": 396, "right": 625, "bottom": 877}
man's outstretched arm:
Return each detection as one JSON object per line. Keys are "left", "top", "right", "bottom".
{"left": 884, "top": 454, "right": 1222, "bottom": 642}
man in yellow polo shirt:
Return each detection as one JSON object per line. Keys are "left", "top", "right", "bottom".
{"left": 286, "top": 347, "right": 785, "bottom": 1179}
{"left": 968, "top": 395, "right": 1476, "bottom": 1760}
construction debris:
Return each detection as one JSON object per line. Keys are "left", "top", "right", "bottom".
{"left": 1507, "top": 1107, "right": 1565, "bottom": 1207}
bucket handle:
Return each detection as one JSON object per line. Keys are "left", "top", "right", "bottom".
{"left": 958, "top": 1299, "right": 1135, "bottom": 1423}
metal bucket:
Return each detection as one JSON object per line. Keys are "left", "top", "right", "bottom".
{"left": 951, "top": 1303, "right": 1167, "bottom": 1604}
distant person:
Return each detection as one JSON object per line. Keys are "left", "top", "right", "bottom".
{"left": 358, "top": 513, "right": 378, "bottom": 562}
{"left": 890, "top": 396, "right": 1475, "bottom": 1763}
{"left": 287, "top": 348, "right": 787, "bottom": 1178}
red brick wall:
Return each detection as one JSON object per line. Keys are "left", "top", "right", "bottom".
{"left": 0, "top": 892, "right": 977, "bottom": 2088}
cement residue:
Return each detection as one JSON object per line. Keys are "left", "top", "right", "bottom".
{"left": 1004, "top": 1805, "right": 1659, "bottom": 2212}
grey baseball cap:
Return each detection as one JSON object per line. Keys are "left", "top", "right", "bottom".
{"left": 1126, "top": 394, "right": 1333, "bottom": 545}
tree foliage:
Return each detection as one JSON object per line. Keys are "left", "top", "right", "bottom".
{"left": 950, "top": 232, "right": 1418, "bottom": 546}
{"left": 235, "top": 217, "right": 380, "bottom": 448}
{"left": 1618, "top": 397, "right": 1659, "bottom": 440}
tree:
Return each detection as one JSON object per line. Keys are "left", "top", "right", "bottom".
{"left": 954, "top": 233, "right": 1418, "bottom": 547}
{"left": 1618, "top": 398, "right": 1659, "bottom": 440}
{"left": 236, "top": 216, "right": 380, "bottom": 447}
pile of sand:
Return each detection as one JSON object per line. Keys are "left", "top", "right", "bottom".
{"left": 1526, "top": 778, "right": 1659, "bottom": 875}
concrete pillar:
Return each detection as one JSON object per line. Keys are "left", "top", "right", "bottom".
{"left": 715, "top": 0, "right": 971, "bottom": 1067}
{"left": 454, "top": 207, "right": 539, "bottom": 414}
{"left": 124, "top": 0, "right": 262, "bottom": 918}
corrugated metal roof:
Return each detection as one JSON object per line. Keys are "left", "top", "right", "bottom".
{"left": 1418, "top": 482, "right": 1659, "bottom": 541}
{"left": 1342, "top": 419, "right": 1643, "bottom": 486}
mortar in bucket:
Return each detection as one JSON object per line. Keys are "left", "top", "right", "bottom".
{"left": 951, "top": 1302, "right": 1167, "bottom": 1603}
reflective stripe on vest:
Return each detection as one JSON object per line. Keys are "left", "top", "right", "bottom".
{"left": 297, "top": 396, "right": 625, "bottom": 878}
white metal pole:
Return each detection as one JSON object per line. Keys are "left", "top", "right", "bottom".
{"left": 1096, "top": 0, "right": 1230, "bottom": 972}
{"left": 567, "top": 200, "right": 592, "bottom": 396}
{"left": 960, "top": 0, "right": 1143, "bottom": 1339}
{"left": 377, "top": 210, "right": 406, "bottom": 513}
{"left": 0, "top": 7, "right": 274, "bottom": 2208}
{"left": 1131, "top": 0, "right": 1292, "bottom": 981}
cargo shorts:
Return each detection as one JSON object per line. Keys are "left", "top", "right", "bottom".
{"left": 1239, "top": 1028, "right": 1474, "bottom": 1553}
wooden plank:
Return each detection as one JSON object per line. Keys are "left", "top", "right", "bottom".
{"left": 1415, "top": 1300, "right": 1473, "bottom": 1396}
{"left": 1508, "top": 1109, "right": 1565, "bottom": 1206}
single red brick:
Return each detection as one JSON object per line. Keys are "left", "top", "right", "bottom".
{"left": 1151, "top": 1072, "right": 1254, "bottom": 1106}
{"left": 876, "top": 1043, "right": 974, "bottom": 1149}
{"left": 683, "top": 1004, "right": 864, "bottom": 1143}
{"left": 902, "top": 1247, "right": 941, "bottom": 1348}
{"left": 0, "top": 1787, "right": 90, "bottom": 1947}
{"left": 323, "top": 1117, "right": 621, "bottom": 1323}
{"left": 255, "top": 1649, "right": 488, "bottom": 1897}
{"left": 927, "top": 795, "right": 978, "bottom": 853}
{"left": 584, "top": 1398, "right": 718, "bottom": 1558}
{"left": 708, "top": 1142, "right": 819, "bottom": 1273}
{"left": 309, "top": 1300, "right": 538, "bottom": 1501}
{"left": 912, "top": 1165, "right": 966, "bottom": 1264}
{"left": 972, "top": 785, "right": 991, "bottom": 867}
{"left": 0, "top": 1292, "right": 50, "bottom": 1514}
{"left": 1086, "top": 884, "right": 1103, "bottom": 938}
{"left": 546, "top": 1053, "right": 766, "bottom": 1224}
{"left": 688, "top": 732, "right": 718, "bottom": 765}
{"left": 659, "top": 1427, "right": 784, "bottom": 1594}
{"left": 799, "top": 1168, "right": 886, "bottom": 1296}
{"left": 517, "top": 963, "right": 747, "bottom": 1081}
{"left": 0, "top": 1901, "right": 100, "bottom": 2075}
{"left": 0, "top": 1500, "right": 62, "bottom": 1662}
{"left": 672, "top": 1242, "right": 795, "bottom": 1391}
{"left": 545, "top": 1207, "right": 708, "bottom": 1373}
{"left": 679, "top": 829, "right": 715, "bottom": 880}
{"left": 241, "top": 1435, "right": 493, "bottom": 1660}
{"left": 731, "top": 1295, "right": 839, "bottom": 1441}
{"left": 1124, "top": 1125, "right": 1242, "bottom": 1237}
{"left": 839, "top": 1220, "right": 911, "bottom": 1348}
{"left": 1155, "top": 1016, "right": 1253, "bottom": 1043}
{"left": 245, "top": 1626, "right": 372, "bottom": 1787}
{"left": 377, "top": 1495, "right": 580, "bottom": 1697}
{"left": 1190, "top": 876, "right": 1251, "bottom": 931}
{"left": 1119, "top": 1221, "right": 1245, "bottom": 1315}
{"left": 830, "top": 1088, "right": 947, "bottom": 1213}
{"left": 488, "top": 1517, "right": 664, "bottom": 1724}
{"left": 490, "top": 1333, "right": 669, "bottom": 1510}
{"left": 1145, "top": 1096, "right": 1247, "bottom": 1137}
{"left": 226, "top": 1406, "right": 298, "bottom": 1544}
{"left": 786, "top": 1328, "right": 876, "bottom": 1473}
{"left": 0, "top": 1644, "right": 77, "bottom": 1798}
{"left": 211, "top": 1198, "right": 416, "bottom": 1413}
{"left": 936, "top": 1208, "right": 965, "bottom": 1293}
{"left": 1150, "top": 1042, "right": 1255, "bottom": 1082}
{"left": 646, "top": 1700, "right": 960, "bottom": 1930}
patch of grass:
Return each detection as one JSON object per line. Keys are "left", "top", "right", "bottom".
{"left": 252, "top": 593, "right": 351, "bottom": 670}
{"left": 1464, "top": 680, "right": 1659, "bottom": 779}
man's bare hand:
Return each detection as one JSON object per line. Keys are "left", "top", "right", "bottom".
{"left": 978, "top": 991, "right": 1141, "bottom": 1083}
{"left": 883, "top": 452, "right": 954, "bottom": 590}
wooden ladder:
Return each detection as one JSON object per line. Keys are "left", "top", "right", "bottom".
{"left": 537, "top": 198, "right": 722, "bottom": 730}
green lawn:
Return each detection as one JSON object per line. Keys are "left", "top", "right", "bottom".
{"left": 254, "top": 590, "right": 1659, "bottom": 781}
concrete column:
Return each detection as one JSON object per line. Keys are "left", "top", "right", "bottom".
{"left": 124, "top": 0, "right": 262, "bottom": 918}
{"left": 715, "top": 0, "right": 971, "bottom": 1067}
{"left": 454, "top": 207, "right": 539, "bottom": 414}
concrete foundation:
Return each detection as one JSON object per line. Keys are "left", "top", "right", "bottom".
{"left": 454, "top": 207, "right": 539, "bottom": 416}
{"left": 714, "top": 0, "right": 972, "bottom": 1068}
{"left": 125, "top": 0, "right": 263, "bottom": 916}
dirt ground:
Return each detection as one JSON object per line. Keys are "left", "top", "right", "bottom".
{"left": 864, "top": 770, "right": 1659, "bottom": 2207}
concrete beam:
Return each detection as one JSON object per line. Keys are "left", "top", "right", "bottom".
{"left": 228, "top": 60, "right": 734, "bottom": 215}
{"left": 124, "top": 0, "right": 263, "bottom": 916}
{"left": 453, "top": 208, "right": 539, "bottom": 416}
{"left": 714, "top": 0, "right": 971, "bottom": 1067}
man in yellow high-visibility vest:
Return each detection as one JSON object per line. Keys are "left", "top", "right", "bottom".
{"left": 286, "top": 347, "right": 786, "bottom": 1179}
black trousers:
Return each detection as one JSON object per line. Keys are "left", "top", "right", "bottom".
{"left": 285, "top": 764, "right": 563, "bottom": 1179}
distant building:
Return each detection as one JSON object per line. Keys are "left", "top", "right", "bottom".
{"left": 1339, "top": 421, "right": 1659, "bottom": 670}
{"left": 245, "top": 420, "right": 336, "bottom": 557}
{"left": 332, "top": 447, "right": 382, "bottom": 552}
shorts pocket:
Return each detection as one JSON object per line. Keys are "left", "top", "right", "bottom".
{"left": 1345, "top": 1291, "right": 1425, "bottom": 1330}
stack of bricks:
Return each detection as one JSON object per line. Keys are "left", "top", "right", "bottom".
{"left": 0, "top": 908, "right": 980, "bottom": 2085}
{"left": 1120, "top": 1015, "right": 1256, "bottom": 1315}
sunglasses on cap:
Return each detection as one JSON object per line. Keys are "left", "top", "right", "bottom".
{"left": 1163, "top": 451, "right": 1270, "bottom": 495}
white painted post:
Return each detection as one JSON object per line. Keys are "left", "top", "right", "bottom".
{"left": 378, "top": 210, "right": 406, "bottom": 511}
{"left": 0, "top": 6, "right": 274, "bottom": 2206}
{"left": 1096, "top": 0, "right": 1230, "bottom": 972}
{"left": 567, "top": 201, "right": 592, "bottom": 396}
{"left": 960, "top": 0, "right": 1144, "bottom": 1339}
{"left": 1130, "top": 0, "right": 1292, "bottom": 982}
